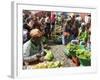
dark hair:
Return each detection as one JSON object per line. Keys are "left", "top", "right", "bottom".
{"left": 25, "top": 17, "right": 33, "bottom": 24}
{"left": 67, "top": 20, "right": 71, "bottom": 25}
{"left": 76, "top": 14, "right": 80, "bottom": 17}
{"left": 88, "top": 14, "right": 91, "bottom": 17}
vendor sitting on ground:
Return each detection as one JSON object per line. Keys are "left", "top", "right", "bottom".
{"left": 23, "top": 29, "right": 45, "bottom": 65}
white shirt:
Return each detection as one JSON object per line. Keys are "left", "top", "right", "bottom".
{"left": 23, "top": 40, "right": 31, "bottom": 57}
{"left": 85, "top": 16, "right": 91, "bottom": 24}
{"left": 75, "top": 16, "right": 82, "bottom": 21}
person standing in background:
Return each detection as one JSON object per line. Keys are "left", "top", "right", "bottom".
{"left": 44, "top": 14, "right": 51, "bottom": 39}
{"left": 62, "top": 19, "right": 71, "bottom": 45}
{"left": 51, "top": 14, "right": 56, "bottom": 32}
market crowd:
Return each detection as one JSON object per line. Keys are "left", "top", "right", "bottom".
{"left": 23, "top": 11, "right": 56, "bottom": 43}
{"left": 23, "top": 10, "right": 91, "bottom": 65}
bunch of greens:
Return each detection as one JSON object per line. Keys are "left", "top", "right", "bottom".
{"left": 76, "top": 49, "right": 91, "bottom": 60}
{"left": 78, "top": 31, "right": 89, "bottom": 42}
{"left": 64, "top": 43, "right": 91, "bottom": 60}
{"left": 65, "top": 43, "right": 80, "bottom": 56}
{"left": 53, "top": 35, "right": 62, "bottom": 44}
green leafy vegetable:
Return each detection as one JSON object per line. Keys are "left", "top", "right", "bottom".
{"left": 44, "top": 50, "right": 54, "bottom": 61}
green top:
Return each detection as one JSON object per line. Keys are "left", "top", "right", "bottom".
{"left": 30, "top": 39, "right": 42, "bottom": 56}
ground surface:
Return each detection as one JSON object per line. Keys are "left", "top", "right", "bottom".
{"left": 49, "top": 44, "right": 76, "bottom": 67}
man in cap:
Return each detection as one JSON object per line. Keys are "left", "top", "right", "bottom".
{"left": 23, "top": 29, "right": 44, "bottom": 66}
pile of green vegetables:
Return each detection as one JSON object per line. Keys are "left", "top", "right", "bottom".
{"left": 50, "top": 34, "right": 62, "bottom": 44}
{"left": 32, "top": 49, "right": 64, "bottom": 68}
{"left": 64, "top": 43, "right": 91, "bottom": 66}
{"left": 44, "top": 49, "right": 54, "bottom": 61}
{"left": 78, "top": 31, "right": 89, "bottom": 42}
{"left": 76, "top": 49, "right": 91, "bottom": 60}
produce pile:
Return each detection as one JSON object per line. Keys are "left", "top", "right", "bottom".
{"left": 78, "top": 30, "right": 89, "bottom": 42}
{"left": 32, "top": 61, "right": 64, "bottom": 69}
{"left": 44, "top": 49, "right": 54, "bottom": 61}
{"left": 52, "top": 35, "right": 62, "bottom": 44}
{"left": 64, "top": 42, "right": 91, "bottom": 66}
{"left": 30, "top": 49, "right": 64, "bottom": 69}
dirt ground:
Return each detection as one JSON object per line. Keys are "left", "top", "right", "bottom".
{"left": 49, "top": 44, "right": 76, "bottom": 67}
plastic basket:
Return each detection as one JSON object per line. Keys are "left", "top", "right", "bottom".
{"left": 79, "top": 58, "right": 91, "bottom": 66}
